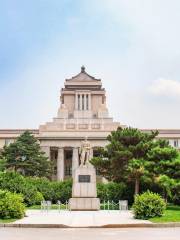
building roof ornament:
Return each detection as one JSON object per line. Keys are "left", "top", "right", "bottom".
{"left": 81, "top": 65, "right": 85, "bottom": 73}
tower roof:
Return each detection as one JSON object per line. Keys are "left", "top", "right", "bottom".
{"left": 65, "top": 66, "right": 101, "bottom": 82}
{"left": 63, "top": 66, "right": 103, "bottom": 90}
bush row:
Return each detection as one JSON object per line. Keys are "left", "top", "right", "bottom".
{"left": 0, "top": 172, "right": 129, "bottom": 206}
{"left": 0, "top": 172, "right": 169, "bottom": 220}
{"left": 0, "top": 172, "right": 44, "bottom": 206}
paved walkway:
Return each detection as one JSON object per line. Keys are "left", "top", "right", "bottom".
{"left": 14, "top": 210, "right": 150, "bottom": 227}
{"left": 1, "top": 228, "right": 180, "bottom": 240}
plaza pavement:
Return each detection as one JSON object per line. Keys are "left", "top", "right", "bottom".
{"left": 0, "top": 227, "right": 180, "bottom": 240}
{"left": 14, "top": 210, "right": 150, "bottom": 227}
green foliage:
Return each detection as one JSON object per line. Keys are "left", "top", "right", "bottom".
{"left": 0, "top": 190, "right": 25, "bottom": 219}
{"left": 156, "top": 175, "right": 176, "bottom": 202}
{"left": 0, "top": 131, "right": 52, "bottom": 177}
{"left": 133, "top": 191, "right": 166, "bottom": 219}
{"left": 0, "top": 171, "right": 72, "bottom": 204}
{"left": 171, "top": 182, "right": 180, "bottom": 205}
{"left": 91, "top": 127, "right": 158, "bottom": 195}
{"left": 0, "top": 157, "right": 6, "bottom": 171}
{"left": 27, "top": 177, "right": 72, "bottom": 203}
{"left": 97, "top": 182, "right": 126, "bottom": 202}
{"left": 150, "top": 205, "right": 180, "bottom": 223}
{"left": 147, "top": 140, "right": 178, "bottom": 178}
{"left": 92, "top": 127, "right": 179, "bottom": 197}
{"left": 0, "top": 171, "right": 44, "bottom": 206}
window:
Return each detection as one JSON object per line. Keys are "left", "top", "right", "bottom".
{"left": 78, "top": 94, "right": 80, "bottom": 110}
{"left": 5, "top": 139, "right": 11, "bottom": 146}
{"left": 86, "top": 94, "right": 88, "bottom": 110}
{"left": 82, "top": 94, "right": 84, "bottom": 110}
{"left": 174, "top": 139, "right": 178, "bottom": 148}
{"left": 65, "top": 166, "right": 72, "bottom": 176}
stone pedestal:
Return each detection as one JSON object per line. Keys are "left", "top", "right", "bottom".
{"left": 69, "top": 163, "right": 100, "bottom": 211}
{"left": 69, "top": 198, "right": 100, "bottom": 211}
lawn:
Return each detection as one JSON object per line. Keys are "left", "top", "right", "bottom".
{"left": 0, "top": 218, "right": 17, "bottom": 223}
{"left": 27, "top": 204, "right": 67, "bottom": 210}
{"left": 27, "top": 203, "right": 120, "bottom": 210}
{"left": 150, "top": 205, "right": 180, "bottom": 223}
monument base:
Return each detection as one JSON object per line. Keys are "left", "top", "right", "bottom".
{"left": 69, "top": 198, "right": 100, "bottom": 211}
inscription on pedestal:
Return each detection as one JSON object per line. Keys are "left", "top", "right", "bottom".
{"left": 78, "top": 175, "right": 90, "bottom": 183}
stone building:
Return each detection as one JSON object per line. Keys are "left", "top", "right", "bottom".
{"left": 0, "top": 66, "right": 180, "bottom": 180}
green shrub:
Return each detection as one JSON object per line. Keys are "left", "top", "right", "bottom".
{"left": 0, "top": 172, "right": 43, "bottom": 206}
{"left": 26, "top": 177, "right": 53, "bottom": 200}
{"left": 171, "top": 183, "right": 180, "bottom": 205}
{"left": 0, "top": 190, "right": 25, "bottom": 219}
{"left": 27, "top": 177, "right": 72, "bottom": 203}
{"left": 97, "top": 182, "right": 125, "bottom": 202}
{"left": 132, "top": 191, "right": 166, "bottom": 219}
{"left": 34, "top": 191, "right": 44, "bottom": 204}
{"left": 50, "top": 180, "right": 72, "bottom": 203}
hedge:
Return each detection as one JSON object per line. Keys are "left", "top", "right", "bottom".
{"left": 0, "top": 171, "right": 44, "bottom": 206}
{"left": 0, "top": 172, "right": 131, "bottom": 205}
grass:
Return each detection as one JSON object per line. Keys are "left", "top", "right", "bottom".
{"left": 0, "top": 218, "right": 17, "bottom": 223}
{"left": 150, "top": 205, "right": 180, "bottom": 223}
{"left": 27, "top": 204, "right": 67, "bottom": 210}
{"left": 27, "top": 203, "right": 120, "bottom": 210}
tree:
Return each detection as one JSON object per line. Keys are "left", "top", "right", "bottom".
{"left": 156, "top": 175, "right": 176, "bottom": 202}
{"left": 0, "top": 131, "right": 52, "bottom": 177}
{"left": 91, "top": 127, "right": 158, "bottom": 195}
{"left": 91, "top": 127, "right": 179, "bottom": 197}
{"left": 127, "top": 158, "right": 146, "bottom": 195}
{"left": 0, "top": 157, "right": 6, "bottom": 171}
{"left": 147, "top": 139, "right": 179, "bottom": 179}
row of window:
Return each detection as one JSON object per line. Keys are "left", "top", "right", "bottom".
{"left": 77, "top": 94, "right": 89, "bottom": 110}
{"left": 168, "top": 139, "right": 179, "bottom": 148}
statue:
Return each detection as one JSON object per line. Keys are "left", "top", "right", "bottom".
{"left": 80, "top": 137, "right": 91, "bottom": 166}
{"left": 69, "top": 136, "right": 100, "bottom": 210}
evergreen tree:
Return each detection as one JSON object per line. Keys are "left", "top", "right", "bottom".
{"left": 147, "top": 139, "right": 179, "bottom": 181}
{"left": 91, "top": 127, "right": 179, "bottom": 196}
{"left": 92, "top": 127, "right": 158, "bottom": 195}
{"left": 0, "top": 131, "right": 52, "bottom": 177}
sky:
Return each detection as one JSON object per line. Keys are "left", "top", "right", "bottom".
{"left": 1, "top": 0, "right": 180, "bottom": 129}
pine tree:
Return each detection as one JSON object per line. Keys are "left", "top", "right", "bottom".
{"left": 0, "top": 131, "right": 52, "bottom": 177}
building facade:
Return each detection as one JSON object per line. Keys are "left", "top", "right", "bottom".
{"left": 0, "top": 66, "right": 180, "bottom": 180}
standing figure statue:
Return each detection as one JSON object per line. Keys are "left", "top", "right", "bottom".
{"left": 80, "top": 137, "right": 91, "bottom": 166}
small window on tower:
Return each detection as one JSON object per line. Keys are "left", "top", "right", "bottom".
{"left": 82, "top": 94, "right": 84, "bottom": 110}
{"left": 86, "top": 94, "right": 88, "bottom": 110}
{"left": 78, "top": 95, "right": 80, "bottom": 110}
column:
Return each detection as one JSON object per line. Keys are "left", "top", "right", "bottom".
{"left": 72, "top": 147, "right": 79, "bottom": 176}
{"left": 88, "top": 93, "right": 91, "bottom": 110}
{"left": 90, "top": 148, "right": 93, "bottom": 160}
{"left": 41, "top": 146, "right": 50, "bottom": 160}
{"left": 75, "top": 93, "right": 78, "bottom": 110}
{"left": 57, "top": 147, "right": 64, "bottom": 181}
{"left": 84, "top": 94, "right": 87, "bottom": 110}
{"left": 80, "top": 94, "right": 82, "bottom": 110}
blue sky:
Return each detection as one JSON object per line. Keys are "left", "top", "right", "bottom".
{"left": 1, "top": 0, "right": 180, "bottom": 129}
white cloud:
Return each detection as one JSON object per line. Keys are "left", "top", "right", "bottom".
{"left": 149, "top": 78, "right": 180, "bottom": 97}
